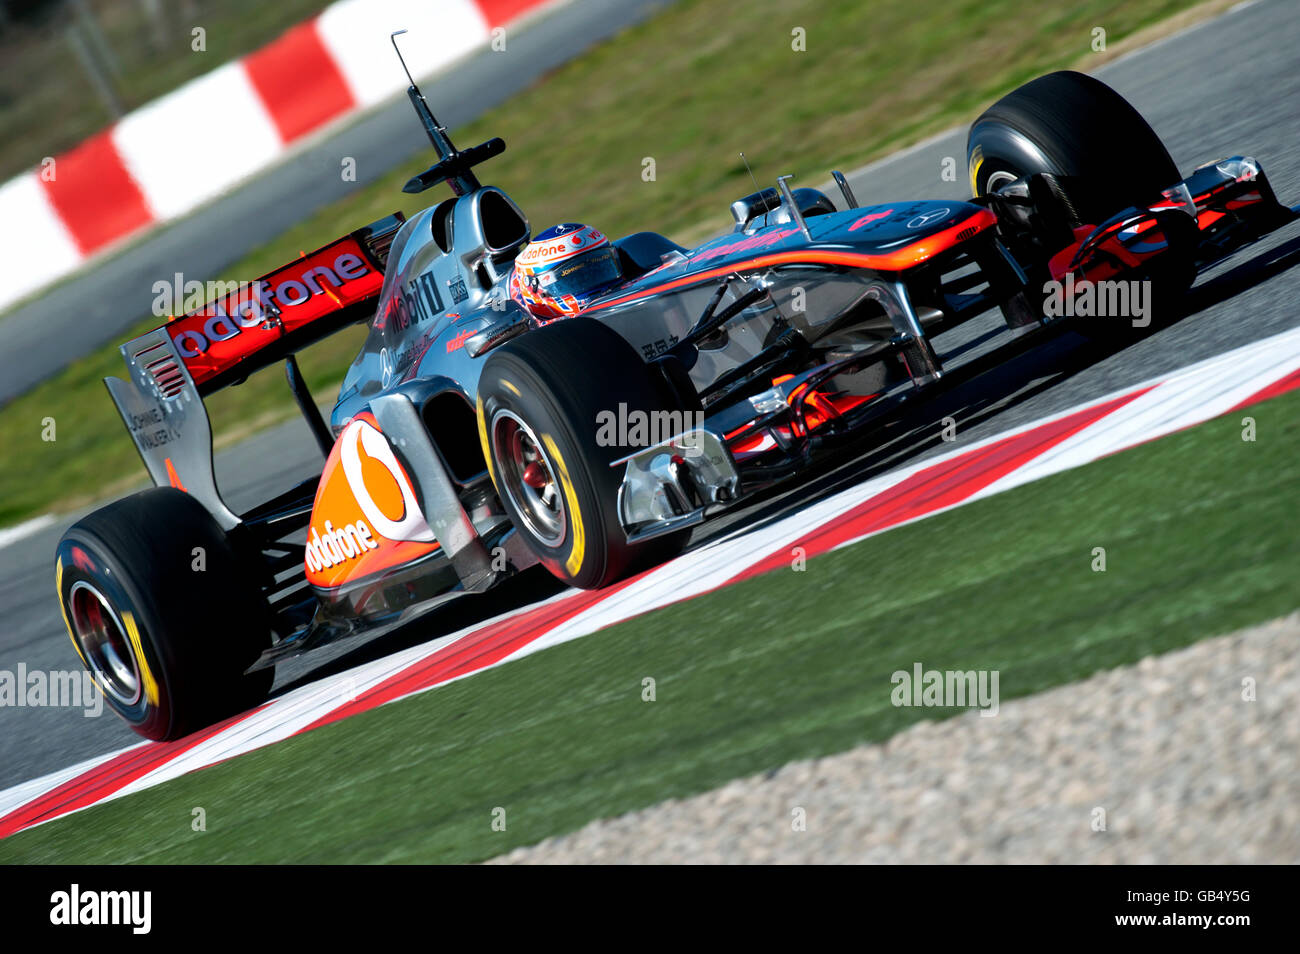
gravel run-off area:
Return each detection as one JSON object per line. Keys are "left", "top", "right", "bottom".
{"left": 491, "top": 613, "right": 1300, "bottom": 863}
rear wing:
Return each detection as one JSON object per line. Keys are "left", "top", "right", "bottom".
{"left": 104, "top": 213, "right": 404, "bottom": 529}
{"left": 160, "top": 213, "right": 403, "bottom": 394}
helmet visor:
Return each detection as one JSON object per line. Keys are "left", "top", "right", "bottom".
{"left": 540, "top": 246, "right": 622, "bottom": 300}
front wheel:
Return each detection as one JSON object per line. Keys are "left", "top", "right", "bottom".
{"left": 967, "top": 70, "right": 1180, "bottom": 229}
{"left": 477, "top": 318, "right": 689, "bottom": 589}
{"left": 55, "top": 488, "right": 274, "bottom": 741}
{"left": 967, "top": 70, "right": 1194, "bottom": 339}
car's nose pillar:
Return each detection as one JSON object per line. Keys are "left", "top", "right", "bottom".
{"left": 868, "top": 279, "right": 943, "bottom": 386}
{"left": 371, "top": 393, "right": 496, "bottom": 592}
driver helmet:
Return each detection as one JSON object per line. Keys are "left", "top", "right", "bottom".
{"left": 509, "top": 223, "right": 623, "bottom": 321}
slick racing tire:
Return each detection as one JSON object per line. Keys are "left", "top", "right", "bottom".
{"left": 478, "top": 318, "right": 690, "bottom": 589}
{"left": 967, "top": 70, "right": 1180, "bottom": 227}
{"left": 967, "top": 70, "right": 1193, "bottom": 338}
{"left": 55, "top": 488, "right": 274, "bottom": 741}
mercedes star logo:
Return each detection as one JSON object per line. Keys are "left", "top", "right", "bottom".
{"left": 906, "top": 207, "right": 952, "bottom": 229}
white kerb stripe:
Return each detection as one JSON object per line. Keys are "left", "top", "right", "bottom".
{"left": 8, "top": 325, "right": 1300, "bottom": 829}
{"left": 112, "top": 62, "right": 283, "bottom": 220}
{"left": 0, "top": 174, "right": 84, "bottom": 309}
{"left": 316, "top": 0, "right": 490, "bottom": 107}
{"left": 977, "top": 325, "right": 1300, "bottom": 500}
{"left": 0, "top": 745, "right": 142, "bottom": 819}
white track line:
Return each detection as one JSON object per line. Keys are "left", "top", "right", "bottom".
{"left": 0, "top": 514, "right": 54, "bottom": 552}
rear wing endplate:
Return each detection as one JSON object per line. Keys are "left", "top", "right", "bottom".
{"left": 104, "top": 214, "right": 405, "bottom": 528}
{"left": 105, "top": 330, "right": 240, "bottom": 528}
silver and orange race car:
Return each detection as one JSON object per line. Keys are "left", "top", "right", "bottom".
{"left": 55, "top": 61, "right": 1295, "bottom": 740}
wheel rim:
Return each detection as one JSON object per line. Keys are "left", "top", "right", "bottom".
{"left": 985, "top": 169, "right": 1020, "bottom": 193}
{"left": 491, "top": 409, "right": 567, "bottom": 548}
{"left": 68, "top": 580, "right": 142, "bottom": 707}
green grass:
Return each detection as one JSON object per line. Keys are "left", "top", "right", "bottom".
{"left": 3, "top": 386, "right": 1296, "bottom": 863}
{"left": 0, "top": 0, "right": 1200, "bottom": 527}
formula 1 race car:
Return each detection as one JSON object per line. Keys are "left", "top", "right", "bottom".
{"left": 55, "top": 51, "right": 1296, "bottom": 739}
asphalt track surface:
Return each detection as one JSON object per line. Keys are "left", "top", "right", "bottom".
{"left": 0, "top": 0, "right": 675, "bottom": 405}
{"left": 2, "top": 0, "right": 1299, "bottom": 791}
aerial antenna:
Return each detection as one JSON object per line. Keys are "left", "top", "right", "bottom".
{"left": 389, "top": 29, "right": 505, "bottom": 196}
{"left": 739, "top": 152, "right": 762, "bottom": 195}
{"left": 390, "top": 29, "right": 453, "bottom": 158}
{"left": 390, "top": 29, "right": 417, "bottom": 88}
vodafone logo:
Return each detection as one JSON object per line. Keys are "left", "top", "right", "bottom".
{"left": 446, "top": 328, "right": 474, "bottom": 352}
{"left": 304, "top": 519, "right": 379, "bottom": 572}
{"left": 305, "top": 419, "right": 437, "bottom": 579}
{"left": 516, "top": 225, "right": 608, "bottom": 269}
{"left": 172, "top": 252, "right": 371, "bottom": 358}
{"left": 338, "top": 419, "right": 435, "bottom": 544}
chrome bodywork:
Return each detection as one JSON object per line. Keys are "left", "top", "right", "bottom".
{"left": 332, "top": 184, "right": 1035, "bottom": 566}
{"left": 98, "top": 60, "right": 1296, "bottom": 670}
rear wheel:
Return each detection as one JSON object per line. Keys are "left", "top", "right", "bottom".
{"left": 55, "top": 488, "right": 274, "bottom": 741}
{"left": 477, "top": 318, "right": 690, "bottom": 589}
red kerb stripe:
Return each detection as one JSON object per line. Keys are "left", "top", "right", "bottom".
{"left": 243, "top": 19, "right": 356, "bottom": 143}
{"left": 39, "top": 129, "right": 153, "bottom": 254}
{"left": 0, "top": 706, "right": 265, "bottom": 839}
{"left": 732, "top": 389, "right": 1153, "bottom": 582}
{"left": 474, "top": 0, "right": 547, "bottom": 28}
{"left": 301, "top": 579, "right": 641, "bottom": 733}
